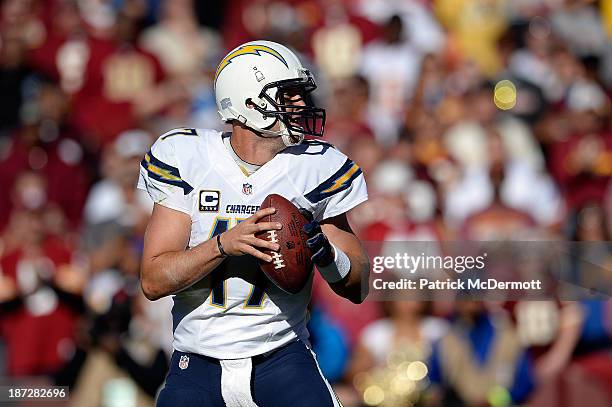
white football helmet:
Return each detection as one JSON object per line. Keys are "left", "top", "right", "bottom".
{"left": 214, "top": 40, "right": 325, "bottom": 146}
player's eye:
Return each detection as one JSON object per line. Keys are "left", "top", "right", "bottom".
{"left": 278, "top": 87, "right": 305, "bottom": 104}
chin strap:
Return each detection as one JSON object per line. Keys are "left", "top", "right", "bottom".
{"left": 244, "top": 120, "right": 304, "bottom": 147}
{"left": 281, "top": 132, "right": 305, "bottom": 147}
{"left": 222, "top": 106, "right": 305, "bottom": 146}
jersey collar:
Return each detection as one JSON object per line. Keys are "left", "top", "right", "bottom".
{"left": 211, "top": 131, "right": 289, "bottom": 196}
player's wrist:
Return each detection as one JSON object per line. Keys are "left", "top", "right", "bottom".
{"left": 313, "top": 235, "right": 334, "bottom": 267}
{"left": 317, "top": 242, "right": 351, "bottom": 283}
{"left": 216, "top": 233, "right": 229, "bottom": 258}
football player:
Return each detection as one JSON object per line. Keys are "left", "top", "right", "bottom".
{"left": 139, "top": 40, "right": 369, "bottom": 406}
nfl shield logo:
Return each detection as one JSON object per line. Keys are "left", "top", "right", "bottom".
{"left": 178, "top": 355, "right": 189, "bottom": 370}
{"left": 242, "top": 183, "right": 253, "bottom": 195}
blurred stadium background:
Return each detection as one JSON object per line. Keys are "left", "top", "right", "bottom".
{"left": 0, "top": 0, "right": 611, "bottom": 406}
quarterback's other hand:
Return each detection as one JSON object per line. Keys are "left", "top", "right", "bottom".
{"left": 303, "top": 219, "right": 334, "bottom": 267}
{"left": 218, "top": 207, "right": 281, "bottom": 262}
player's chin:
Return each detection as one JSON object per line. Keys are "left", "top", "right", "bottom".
{"left": 288, "top": 117, "right": 323, "bottom": 138}
{"left": 287, "top": 132, "right": 304, "bottom": 144}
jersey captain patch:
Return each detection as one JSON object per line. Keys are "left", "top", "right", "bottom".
{"left": 304, "top": 158, "right": 362, "bottom": 203}
{"left": 199, "top": 190, "right": 220, "bottom": 212}
{"left": 141, "top": 151, "right": 193, "bottom": 194}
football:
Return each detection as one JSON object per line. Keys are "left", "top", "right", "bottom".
{"left": 256, "top": 194, "right": 313, "bottom": 294}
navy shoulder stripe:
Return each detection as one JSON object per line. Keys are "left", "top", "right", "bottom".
{"left": 140, "top": 150, "right": 194, "bottom": 194}
{"left": 304, "top": 158, "right": 362, "bottom": 203}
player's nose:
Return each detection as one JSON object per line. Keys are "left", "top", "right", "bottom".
{"left": 289, "top": 97, "right": 305, "bottom": 108}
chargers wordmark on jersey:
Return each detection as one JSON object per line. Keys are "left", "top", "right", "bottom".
{"left": 141, "top": 151, "right": 193, "bottom": 194}
{"left": 226, "top": 204, "right": 260, "bottom": 215}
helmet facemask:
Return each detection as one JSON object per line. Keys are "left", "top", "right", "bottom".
{"left": 251, "top": 71, "right": 326, "bottom": 145}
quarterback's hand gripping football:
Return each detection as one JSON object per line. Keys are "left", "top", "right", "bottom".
{"left": 300, "top": 210, "right": 334, "bottom": 267}
{"left": 217, "top": 207, "right": 281, "bottom": 262}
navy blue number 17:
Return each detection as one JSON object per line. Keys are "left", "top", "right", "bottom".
{"left": 209, "top": 217, "right": 266, "bottom": 308}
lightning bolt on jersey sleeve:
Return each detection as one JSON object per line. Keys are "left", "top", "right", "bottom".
{"left": 301, "top": 143, "right": 368, "bottom": 221}
{"left": 137, "top": 129, "right": 198, "bottom": 216}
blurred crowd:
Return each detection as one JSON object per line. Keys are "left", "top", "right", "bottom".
{"left": 0, "top": 0, "right": 612, "bottom": 406}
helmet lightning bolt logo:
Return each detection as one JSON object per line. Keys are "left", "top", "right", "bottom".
{"left": 214, "top": 45, "right": 289, "bottom": 85}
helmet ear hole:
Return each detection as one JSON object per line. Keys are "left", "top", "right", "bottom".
{"left": 245, "top": 98, "right": 255, "bottom": 109}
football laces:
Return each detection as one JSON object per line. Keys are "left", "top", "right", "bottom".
{"left": 267, "top": 230, "right": 279, "bottom": 243}
{"left": 267, "top": 230, "right": 285, "bottom": 269}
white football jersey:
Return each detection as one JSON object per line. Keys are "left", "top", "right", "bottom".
{"left": 137, "top": 128, "right": 368, "bottom": 359}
